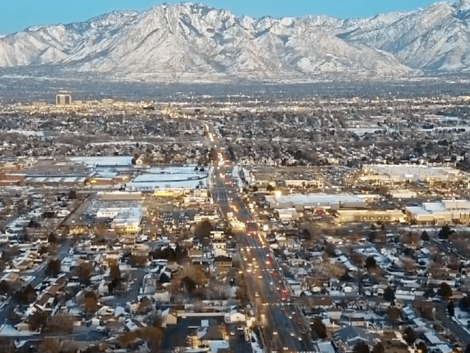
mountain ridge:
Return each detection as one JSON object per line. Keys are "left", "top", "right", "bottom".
{"left": 1, "top": 1, "right": 470, "bottom": 82}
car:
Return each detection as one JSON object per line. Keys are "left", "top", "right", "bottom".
{"left": 298, "top": 336, "right": 303, "bottom": 341}
{"left": 273, "top": 331, "right": 278, "bottom": 335}
{"left": 290, "top": 332, "right": 295, "bottom": 337}
{"left": 237, "top": 326, "right": 244, "bottom": 331}
{"left": 255, "top": 292, "right": 259, "bottom": 297}
{"left": 288, "top": 315, "right": 292, "bottom": 319}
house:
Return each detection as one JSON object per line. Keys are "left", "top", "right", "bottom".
{"left": 212, "top": 241, "right": 228, "bottom": 257}
{"left": 187, "top": 319, "right": 228, "bottom": 351}
{"left": 15, "top": 322, "right": 31, "bottom": 332}
{"left": 224, "top": 311, "right": 246, "bottom": 324}
{"left": 340, "top": 312, "right": 385, "bottom": 328}
{"left": 332, "top": 326, "right": 375, "bottom": 353}
{"left": 135, "top": 154, "right": 148, "bottom": 166}
{"left": 161, "top": 307, "right": 178, "bottom": 327}
{"left": 317, "top": 341, "right": 336, "bottom": 353}
{"left": 126, "top": 302, "right": 141, "bottom": 315}
{"left": 310, "top": 297, "right": 334, "bottom": 309}
{"left": 153, "top": 290, "right": 171, "bottom": 303}
{"left": 131, "top": 244, "right": 150, "bottom": 257}
{"left": 104, "top": 251, "right": 121, "bottom": 267}
{"left": 214, "top": 256, "right": 232, "bottom": 269}
{"left": 325, "top": 308, "right": 343, "bottom": 321}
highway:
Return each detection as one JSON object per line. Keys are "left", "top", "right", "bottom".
{"left": 207, "top": 127, "right": 316, "bottom": 353}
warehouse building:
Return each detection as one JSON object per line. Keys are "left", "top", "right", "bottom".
{"left": 406, "top": 199, "right": 470, "bottom": 225}
{"left": 266, "top": 193, "right": 367, "bottom": 211}
{"left": 97, "top": 207, "right": 143, "bottom": 234}
{"left": 335, "top": 209, "right": 406, "bottom": 224}
{"left": 362, "top": 164, "right": 466, "bottom": 183}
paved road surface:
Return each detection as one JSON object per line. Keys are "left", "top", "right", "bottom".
{"left": 208, "top": 126, "right": 315, "bottom": 353}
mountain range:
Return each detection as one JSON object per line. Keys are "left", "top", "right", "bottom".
{"left": 1, "top": 1, "right": 470, "bottom": 83}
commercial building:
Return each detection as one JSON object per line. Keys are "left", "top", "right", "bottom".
{"left": 266, "top": 193, "right": 367, "bottom": 211}
{"left": 56, "top": 93, "right": 72, "bottom": 106}
{"left": 283, "top": 179, "right": 325, "bottom": 188}
{"left": 335, "top": 209, "right": 406, "bottom": 224}
{"left": 97, "top": 191, "right": 141, "bottom": 201}
{"left": 362, "top": 164, "right": 466, "bottom": 183}
{"left": 389, "top": 190, "right": 418, "bottom": 199}
{"left": 406, "top": 199, "right": 470, "bottom": 225}
{"left": 276, "top": 208, "right": 300, "bottom": 221}
{"left": 97, "top": 207, "right": 143, "bottom": 234}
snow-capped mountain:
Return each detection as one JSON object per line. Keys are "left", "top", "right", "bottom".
{"left": 1, "top": 1, "right": 470, "bottom": 82}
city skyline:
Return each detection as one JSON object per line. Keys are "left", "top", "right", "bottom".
{"left": 1, "top": 0, "right": 439, "bottom": 34}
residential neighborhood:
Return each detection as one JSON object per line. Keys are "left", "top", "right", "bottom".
{"left": 1, "top": 94, "right": 470, "bottom": 353}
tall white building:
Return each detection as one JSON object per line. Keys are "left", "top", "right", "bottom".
{"left": 56, "top": 93, "right": 72, "bottom": 105}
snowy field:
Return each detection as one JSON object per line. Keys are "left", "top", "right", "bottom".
{"left": 454, "top": 308, "right": 470, "bottom": 332}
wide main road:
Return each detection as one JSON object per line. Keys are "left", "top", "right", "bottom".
{"left": 209, "top": 152, "right": 315, "bottom": 352}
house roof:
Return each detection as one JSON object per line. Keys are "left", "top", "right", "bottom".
{"left": 311, "top": 297, "right": 333, "bottom": 306}
{"left": 333, "top": 326, "right": 374, "bottom": 346}
{"left": 201, "top": 326, "right": 225, "bottom": 341}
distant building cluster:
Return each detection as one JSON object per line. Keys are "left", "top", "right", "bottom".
{"left": 362, "top": 164, "right": 465, "bottom": 183}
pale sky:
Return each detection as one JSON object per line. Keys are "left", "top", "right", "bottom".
{"left": 0, "top": 0, "right": 441, "bottom": 34}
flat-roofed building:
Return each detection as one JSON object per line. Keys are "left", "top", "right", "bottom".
{"left": 98, "top": 191, "right": 142, "bottom": 201}
{"left": 336, "top": 209, "right": 406, "bottom": 223}
{"left": 406, "top": 199, "right": 470, "bottom": 225}
{"left": 276, "top": 208, "right": 299, "bottom": 221}
{"left": 97, "top": 207, "right": 143, "bottom": 234}
{"left": 389, "top": 190, "right": 418, "bottom": 199}
{"left": 56, "top": 93, "right": 72, "bottom": 105}
{"left": 284, "top": 179, "right": 325, "bottom": 188}
{"left": 266, "top": 193, "right": 367, "bottom": 211}
{"left": 362, "top": 164, "right": 466, "bottom": 183}
{"left": 111, "top": 207, "right": 143, "bottom": 234}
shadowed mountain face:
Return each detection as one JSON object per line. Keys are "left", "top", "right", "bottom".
{"left": 1, "top": 1, "right": 470, "bottom": 82}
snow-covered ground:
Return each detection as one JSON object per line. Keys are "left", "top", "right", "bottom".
{"left": 8, "top": 130, "right": 44, "bottom": 137}
{"left": 250, "top": 332, "right": 264, "bottom": 353}
{"left": 4, "top": 2, "right": 470, "bottom": 80}
{"left": 0, "top": 324, "right": 38, "bottom": 336}
{"left": 69, "top": 156, "right": 133, "bottom": 166}
{"left": 454, "top": 308, "right": 470, "bottom": 332}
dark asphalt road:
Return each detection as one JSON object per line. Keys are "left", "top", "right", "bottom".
{"left": 209, "top": 141, "right": 315, "bottom": 352}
